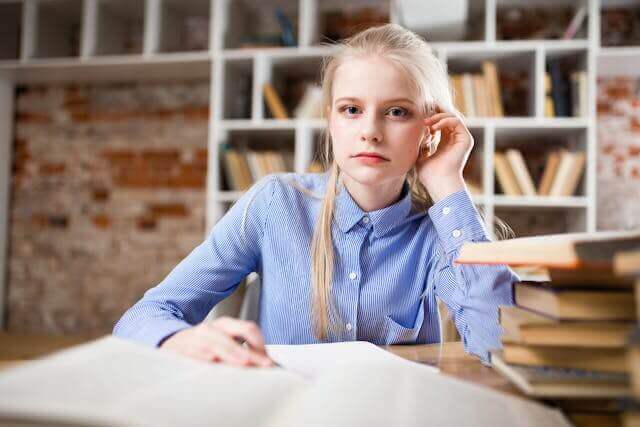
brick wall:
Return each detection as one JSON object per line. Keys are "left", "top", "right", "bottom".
{"left": 7, "top": 81, "right": 210, "bottom": 334}
{"left": 597, "top": 76, "right": 640, "bottom": 231}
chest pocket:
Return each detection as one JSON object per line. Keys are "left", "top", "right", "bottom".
{"left": 381, "top": 289, "right": 428, "bottom": 345}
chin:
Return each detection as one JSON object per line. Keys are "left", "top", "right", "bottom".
{"left": 340, "top": 166, "right": 396, "bottom": 187}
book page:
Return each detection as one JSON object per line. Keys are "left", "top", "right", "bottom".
{"left": 0, "top": 336, "right": 306, "bottom": 427}
{"left": 267, "top": 359, "right": 572, "bottom": 427}
{"left": 266, "top": 341, "right": 439, "bottom": 379}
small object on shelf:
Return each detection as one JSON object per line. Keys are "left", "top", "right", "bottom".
{"left": 263, "top": 83, "right": 289, "bottom": 120}
{"left": 275, "top": 7, "right": 296, "bottom": 47}
{"left": 393, "top": 0, "right": 468, "bottom": 41}
{"left": 561, "top": 6, "right": 587, "bottom": 40}
{"left": 293, "top": 84, "right": 323, "bottom": 119}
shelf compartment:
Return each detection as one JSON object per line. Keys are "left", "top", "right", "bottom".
{"left": 157, "top": 0, "right": 210, "bottom": 53}
{"left": 494, "top": 206, "right": 587, "bottom": 238}
{"left": 311, "top": 0, "right": 389, "bottom": 46}
{"left": 0, "top": 2, "right": 22, "bottom": 61}
{"left": 447, "top": 49, "right": 536, "bottom": 118}
{"left": 393, "top": 0, "right": 486, "bottom": 43}
{"left": 222, "top": 58, "right": 253, "bottom": 120}
{"left": 224, "top": 0, "right": 298, "bottom": 50}
{"left": 267, "top": 55, "right": 323, "bottom": 120}
{"left": 545, "top": 49, "right": 588, "bottom": 118}
{"left": 496, "top": 0, "right": 589, "bottom": 41}
{"left": 33, "top": 0, "right": 83, "bottom": 59}
{"left": 217, "top": 128, "right": 295, "bottom": 191}
{"left": 600, "top": 2, "right": 640, "bottom": 47}
{"left": 494, "top": 127, "right": 587, "bottom": 198}
{"left": 94, "top": 0, "right": 145, "bottom": 56}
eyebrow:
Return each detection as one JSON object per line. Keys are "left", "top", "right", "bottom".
{"left": 334, "top": 97, "right": 416, "bottom": 106}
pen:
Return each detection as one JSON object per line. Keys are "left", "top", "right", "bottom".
{"left": 234, "top": 337, "right": 281, "bottom": 367}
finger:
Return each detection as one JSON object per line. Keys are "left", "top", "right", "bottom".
{"left": 430, "top": 117, "right": 464, "bottom": 132}
{"left": 206, "top": 329, "right": 259, "bottom": 367}
{"left": 209, "top": 327, "right": 274, "bottom": 367}
{"left": 214, "top": 318, "right": 268, "bottom": 355}
{"left": 423, "top": 112, "right": 454, "bottom": 124}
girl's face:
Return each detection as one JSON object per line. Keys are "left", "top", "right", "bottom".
{"left": 327, "top": 56, "right": 428, "bottom": 188}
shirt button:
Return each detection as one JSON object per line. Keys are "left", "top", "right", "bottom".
{"left": 362, "top": 216, "right": 370, "bottom": 224}
{"left": 345, "top": 323, "right": 353, "bottom": 331}
{"left": 442, "top": 207, "right": 451, "bottom": 215}
{"left": 452, "top": 229, "right": 462, "bottom": 238}
{"left": 349, "top": 272, "right": 357, "bottom": 280}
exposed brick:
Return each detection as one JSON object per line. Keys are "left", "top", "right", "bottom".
{"left": 148, "top": 203, "right": 189, "bottom": 217}
{"left": 92, "top": 215, "right": 111, "bottom": 229}
{"left": 39, "top": 162, "right": 66, "bottom": 175}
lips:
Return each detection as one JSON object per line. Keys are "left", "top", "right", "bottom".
{"left": 353, "top": 152, "right": 389, "bottom": 160}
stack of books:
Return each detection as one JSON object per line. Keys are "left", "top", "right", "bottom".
{"left": 457, "top": 230, "right": 640, "bottom": 426}
{"left": 494, "top": 148, "right": 585, "bottom": 197}
{"left": 614, "top": 249, "right": 640, "bottom": 426}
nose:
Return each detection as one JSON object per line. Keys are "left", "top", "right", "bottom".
{"left": 359, "top": 113, "right": 383, "bottom": 143}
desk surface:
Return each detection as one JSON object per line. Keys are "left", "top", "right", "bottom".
{"left": 385, "top": 342, "right": 522, "bottom": 397}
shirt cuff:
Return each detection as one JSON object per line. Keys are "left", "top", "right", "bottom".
{"left": 427, "top": 189, "right": 488, "bottom": 254}
{"left": 135, "top": 318, "right": 193, "bottom": 348}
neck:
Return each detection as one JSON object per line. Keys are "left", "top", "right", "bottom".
{"left": 340, "top": 173, "right": 406, "bottom": 212}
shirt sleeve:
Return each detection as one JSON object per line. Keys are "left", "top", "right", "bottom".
{"left": 112, "top": 175, "right": 277, "bottom": 348}
{"left": 427, "top": 188, "right": 519, "bottom": 364}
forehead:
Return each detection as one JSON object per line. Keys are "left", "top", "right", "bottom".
{"left": 332, "top": 56, "right": 417, "bottom": 103}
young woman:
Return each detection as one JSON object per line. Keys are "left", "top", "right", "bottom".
{"left": 113, "top": 23, "right": 518, "bottom": 367}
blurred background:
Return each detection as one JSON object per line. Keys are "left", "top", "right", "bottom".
{"left": 0, "top": 0, "right": 638, "bottom": 342}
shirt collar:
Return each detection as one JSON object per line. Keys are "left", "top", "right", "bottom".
{"left": 333, "top": 177, "right": 415, "bottom": 238}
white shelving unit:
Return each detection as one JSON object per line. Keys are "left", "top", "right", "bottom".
{"left": 0, "top": 0, "right": 638, "bottom": 326}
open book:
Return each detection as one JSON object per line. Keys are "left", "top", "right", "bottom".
{"left": 0, "top": 336, "right": 571, "bottom": 427}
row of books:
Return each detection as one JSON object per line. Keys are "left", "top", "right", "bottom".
{"left": 450, "top": 61, "right": 504, "bottom": 118}
{"left": 545, "top": 65, "right": 588, "bottom": 118}
{"left": 494, "top": 148, "right": 585, "bottom": 197}
{"left": 221, "top": 145, "right": 293, "bottom": 191}
{"left": 456, "top": 230, "right": 640, "bottom": 426}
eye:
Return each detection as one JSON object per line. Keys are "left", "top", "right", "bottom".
{"left": 340, "top": 105, "right": 361, "bottom": 116}
{"left": 387, "top": 107, "right": 409, "bottom": 118}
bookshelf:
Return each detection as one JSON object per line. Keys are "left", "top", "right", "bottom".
{"left": 0, "top": 0, "right": 638, "bottom": 322}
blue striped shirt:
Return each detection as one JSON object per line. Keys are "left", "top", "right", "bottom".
{"left": 113, "top": 172, "right": 517, "bottom": 362}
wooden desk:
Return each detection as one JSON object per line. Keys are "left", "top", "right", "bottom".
{"left": 385, "top": 342, "right": 522, "bottom": 397}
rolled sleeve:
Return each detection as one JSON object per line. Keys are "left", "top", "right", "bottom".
{"left": 427, "top": 189, "right": 488, "bottom": 253}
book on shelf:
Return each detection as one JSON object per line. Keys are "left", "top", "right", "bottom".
{"left": 513, "top": 282, "right": 635, "bottom": 321}
{"left": 505, "top": 148, "right": 537, "bottom": 196}
{"left": 548, "top": 150, "right": 586, "bottom": 197}
{"left": 293, "top": 83, "right": 323, "bottom": 119}
{"left": 263, "top": 82, "right": 289, "bottom": 120}
{"left": 500, "top": 305, "right": 634, "bottom": 348}
{"left": 274, "top": 7, "right": 296, "bottom": 47}
{"left": 561, "top": 6, "right": 587, "bottom": 40}
{"left": 544, "top": 73, "right": 555, "bottom": 118}
{"left": 570, "top": 71, "right": 588, "bottom": 118}
{"left": 494, "top": 151, "right": 522, "bottom": 196}
{"left": 538, "top": 150, "right": 562, "bottom": 195}
{"left": 482, "top": 61, "right": 504, "bottom": 117}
